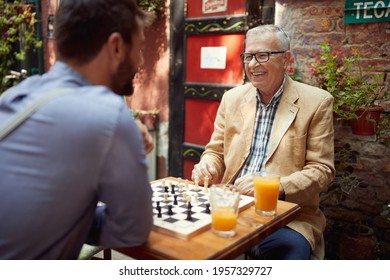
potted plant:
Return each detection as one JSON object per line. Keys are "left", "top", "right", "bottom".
{"left": 311, "top": 42, "right": 389, "bottom": 135}
{"left": 0, "top": 0, "right": 42, "bottom": 94}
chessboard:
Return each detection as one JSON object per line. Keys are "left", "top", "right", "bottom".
{"left": 150, "top": 177, "right": 254, "bottom": 240}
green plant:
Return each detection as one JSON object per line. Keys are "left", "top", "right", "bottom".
{"left": 380, "top": 202, "right": 390, "bottom": 222}
{"left": 0, "top": 0, "right": 42, "bottom": 94}
{"left": 136, "top": 0, "right": 164, "bottom": 15}
{"left": 311, "top": 42, "right": 386, "bottom": 120}
{"left": 320, "top": 143, "right": 367, "bottom": 205}
{"left": 287, "top": 57, "right": 304, "bottom": 82}
{"left": 376, "top": 111, "right": 390, "bottom": 144}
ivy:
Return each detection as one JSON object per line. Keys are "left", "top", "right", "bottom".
{"left": 0, "top": 0, "right": 42, "bottom": 94}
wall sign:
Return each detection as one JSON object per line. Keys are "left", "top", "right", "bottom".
{"left": 200, "top": 46, "right": 227, "bottom": 69}
{"left": 345, "top": 0, "right": 390, "bottom": 23}
{"left": 202, "top": 0, "right": 228, "bottom": 14}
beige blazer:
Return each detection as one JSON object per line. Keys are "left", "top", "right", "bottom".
{"left": 201, "top": 76, "right": 336, "bottom": 250}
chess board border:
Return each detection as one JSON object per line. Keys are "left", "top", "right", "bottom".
{"left": 150, "top": 177, "right": 255, "bottom": 240}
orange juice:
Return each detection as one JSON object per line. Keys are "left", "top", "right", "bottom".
{"left": 211, "top": 207, "right": 238, "bottom": 231}
{"left": 254, "top": 175, "right": 280, "bottom": 214}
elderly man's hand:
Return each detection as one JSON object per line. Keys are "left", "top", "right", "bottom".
{"left": 232, "top": 174, "right": 255, "bottom": 196}
{"left": 191, "top": 162, "right": 217, "bottom": 185}
{"left": 135, "top": 118, "right": 154, "bottom": 154}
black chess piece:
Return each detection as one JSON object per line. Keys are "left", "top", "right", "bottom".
{"left": 173, "top": 195, "right": 178, "bottom": 205}
{"left": 156, "top": 206, "right": 162, "bottom": 218}
{"left": 187, "top": 202, "right": 192, "bottom": 209}
{"left": 167, "top": 205, "right": 174, "bottom": 215}
{"left": 205, "top": 203, "right": 210, "bottom": 214}
{"left": 186, "top": 209, "right": 192, "bottom": 221}
{"left": 164, "top": 186, "right": 169, "bottom": 193}
{"left": 171, "top": 184, "right": 175, "bottom": 194}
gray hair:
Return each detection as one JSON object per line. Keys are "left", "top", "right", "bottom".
{"left": 246, "top": 25, "right": 290, "bottom": 51}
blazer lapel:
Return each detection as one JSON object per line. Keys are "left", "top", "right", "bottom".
{"left": 266, "top": 78, "right": 299, "bottom": 161}
{"left": 240, "top": 86, "right": 257, "bottom": 151}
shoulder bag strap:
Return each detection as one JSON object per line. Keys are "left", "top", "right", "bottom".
{"left": 0, "top": 88, "right": 72, "bottom": 141}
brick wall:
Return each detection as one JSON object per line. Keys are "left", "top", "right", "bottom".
{"left": 275, "top": 0, "right": 390, "bottom": 259}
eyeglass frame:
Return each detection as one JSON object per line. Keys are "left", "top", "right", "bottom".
{"left": 240, "top": 51, "right": 287, "bottom": 64}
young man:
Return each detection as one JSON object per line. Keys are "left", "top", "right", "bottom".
{"left": 192, "top": 25, "right": 335, "bottom": 259}
{"left": 0, "top": 0, "right": 155, "bottom": 259}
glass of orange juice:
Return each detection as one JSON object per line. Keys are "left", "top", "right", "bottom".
{"left": 209, "top": 184, "right": 240, "bottom": 237}
{"left": 253, "top": 172, "right": 280, "bottom": 216}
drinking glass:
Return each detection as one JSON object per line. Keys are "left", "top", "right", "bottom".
{"left": 253, "top": 172, "right": 280, "bottom": 216}
{"left": 209, "top": 184, "right": 240, "bottom": 237}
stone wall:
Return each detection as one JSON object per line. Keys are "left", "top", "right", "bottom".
{"left": 275, "top": 0, "right": 390, "bottom": 259}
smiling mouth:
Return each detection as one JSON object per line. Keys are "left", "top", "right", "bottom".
{"left": 252, "top": 71, "right": 266, "bottom": 77}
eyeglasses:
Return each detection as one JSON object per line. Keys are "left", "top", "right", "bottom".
{"left": 240, "top": 51, "right": 287, "bottom": 64}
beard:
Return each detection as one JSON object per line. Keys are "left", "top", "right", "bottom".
{"left": 112, "top": 58, "right": 138, "bottom": 96}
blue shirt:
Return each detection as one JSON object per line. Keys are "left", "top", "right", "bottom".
{"left": 0, "top": 62, "right": 153, "bottom": 259}
{"left": 238, "top": 76, "right": 286, "bottom": 177}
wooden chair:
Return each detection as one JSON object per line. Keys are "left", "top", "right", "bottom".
{"left": 78, "top": 244, "right": 112, "bottom": 260}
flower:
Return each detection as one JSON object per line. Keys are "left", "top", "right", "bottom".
{"left": 287, "top": 57, "right": 304, "bottom": 82}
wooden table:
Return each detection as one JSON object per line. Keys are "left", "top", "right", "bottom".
{"left": 117, "top": 179, "right": 301, "bottom": 260}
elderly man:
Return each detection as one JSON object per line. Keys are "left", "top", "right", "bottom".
{"left": 192, "top": 25, "right": 335, "bottom": 259}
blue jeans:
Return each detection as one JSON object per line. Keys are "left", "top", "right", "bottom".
{"left": 249, "top": 227, "right": 311, "bottom": 260}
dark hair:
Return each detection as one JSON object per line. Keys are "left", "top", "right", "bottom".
{"left": 54, "top": 0, "right": 154, "bottom": 64}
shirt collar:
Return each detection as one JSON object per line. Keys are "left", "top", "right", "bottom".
{"left": 256, "top": 74, "right": 286, "bottom": 107}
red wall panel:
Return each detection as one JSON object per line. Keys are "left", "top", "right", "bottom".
{"left": 183, "top": 159, "right": 197, "bottom": 182}
{"left": 186, "top": 34, "right": 245, "bottom": 84}
{"left": 184, "top": 99, "right": 220, "bottom": 145}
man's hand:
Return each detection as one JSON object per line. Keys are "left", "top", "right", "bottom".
{"left": 233, "top": 174, "right": 286, "bottom": 199}
{"left": 135, "top": 118, "right": 154, "bottom": 154}
{"left": 191, "top": 162, "right": 217, "bottom": 185}
{"left": 232, "top": 174, "right": 254, "bottom": 196}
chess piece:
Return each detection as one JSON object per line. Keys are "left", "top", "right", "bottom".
{"left": 202, "top": 176, "right": 209, "bottom": 193}
{"left": 161, "top": 179, "right": 166, "bottom": 188}
{"left": 186, "top": 209, "right": 192, "bottom": 221}
{"left": 194, "top": 175, "right": 199, "bottom": 191}
{"left": 185, "top": 179, "right": 189, "bottom": 189}
{"left": 205, "top": 203, "right": 211, "bottom": 214}
{"left": 164, "top": 192, "right": 169, "bottom": 203}
{"left": 171, "top": 184, "right": 175, "bottom": 194}
{"left": 173, "top": 195, "right": 178, "bottom": 205}
{"left": 157, "top": 206, "right": 162, "bottom": 218}
{"left": 167, "top": 205, "right": 174, "bottom": 215}
{"left": 193, "top": 193, "right": 199, "bottom": 204}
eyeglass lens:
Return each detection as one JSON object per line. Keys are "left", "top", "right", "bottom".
{"left": 241, "top": 52, "right": 270, "bottom": 63}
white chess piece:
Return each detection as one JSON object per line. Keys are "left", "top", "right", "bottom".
{"left": 193, "top": 193, "right": 199, "bottom": 204}
{"left": 194, "top": 175, "right": 199, "bottom": 188}
{"left": 203, "top": 175, "right": 209, "bottom": 193}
